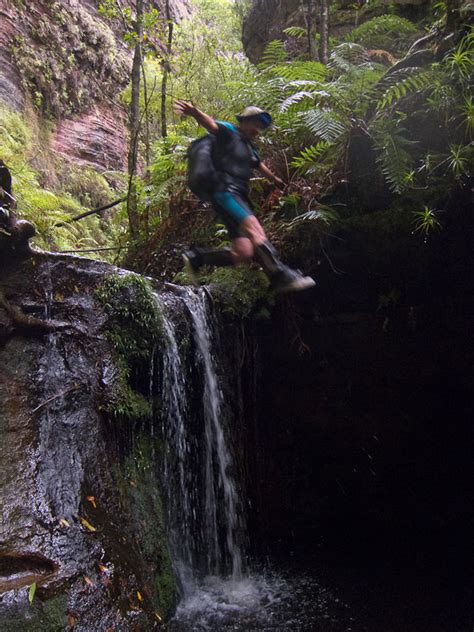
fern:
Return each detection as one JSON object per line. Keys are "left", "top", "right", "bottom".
{"left": 271, "top": 61, "right": 327, "bottom": 82}
{"left": 346, "top": 15, "right": 418, "bottom": 55}
{"left": 376, "top": 68, "right": 435, "bottom": 110}
{"left": 280, "top": 91, "right": 316, "bottom": 112}
{"left": 373, "top": 123, "right": 416, "bottom": 193}
{"left": 328, "top": 43, "right": 371, "bottom": 72}
{"left": 291, "top": 141, "right": 332, "bottom": 172}
{"left": 299, "top": 108, "right": 347, "bottom": 141}
{"left": 259, "top": 40, "right": 287, "bottom": 69}
{"left": 283, "top": 26, "right": 307, "bottom": 39}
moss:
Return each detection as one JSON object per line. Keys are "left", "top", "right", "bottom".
{"left": 154, "top": 546, "right": 176, "bottom": 619}
{"left": 96, "top": 274, "right": 163, "bottom": 422}
{"left": 96, "top": 273, "right": 163, "bottom": 361}
{"left": 119, "top": 435, "right": 177, "bottom": 619}
{"left": 199, "top": 266, "right": 275, "bottom": 319}
{"left": 105, "top": 358, "right": 153, "bottom": 420}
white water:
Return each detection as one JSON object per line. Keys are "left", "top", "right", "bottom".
{"left": 159, "top": 300, "right": 195, "bottom": 594}
{"left": 159, "top": 288, "right": 242, "bottom": 597}
{"left": 184, "top": 289, "right": 243, "bottom": 582}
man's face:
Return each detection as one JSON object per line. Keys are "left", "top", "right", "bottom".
{"left": 239, "top": 118, "right": 266, "bottom": 140}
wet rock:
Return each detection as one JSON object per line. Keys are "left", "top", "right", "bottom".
{"left": 0, "top": 253, "right": 169, "bottom": 630}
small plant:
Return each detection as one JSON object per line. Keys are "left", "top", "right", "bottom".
{"left": 413, "top": 206, "right": 442, "bottom": 234}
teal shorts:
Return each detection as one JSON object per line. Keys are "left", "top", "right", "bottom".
{"left": 212, "top": 190, "right": 253, "bottom": 239}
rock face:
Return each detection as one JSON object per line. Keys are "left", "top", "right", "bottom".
{"left": 0, "top": 0, "right": 190, "bottom": 172}
{"left": 51, "top": 104, "right": 128, "bottom": 172}
{"left": 0, "top": 254, "right": 172, "bottom": 630}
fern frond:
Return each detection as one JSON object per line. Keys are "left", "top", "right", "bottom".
{"left": 291, "top": 141, "right": 332, "bottom": 172}
{"left": 283, "top": 26, "right": 307, "bottom": 39}
{"left": 280, "top": 91, "right": 316, "bottom": 112}
{"left": 328, "top": 43, "right": 371, "bottom": 72}
{"left": 376, "top": 68, "right": 435, "bottom": 109}
{"left": 282, "top": 207, "right": 341, "bottom": 233}
{"left": 373, "top": 124, "right": 416, "bottom": 193}
{"left": 346, "top": 15, "right": 418, "bottom": 55}
{"left": 259, "top": 40, "right": 287, "bottom": 69}
{"left": 272, "top": 61, "right": 327, "bottom": 82}
{"left": 299, "top": 108, "right": 347, "bottom": 141}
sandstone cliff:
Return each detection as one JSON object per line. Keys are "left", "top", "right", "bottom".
{"left": 0, "top": 0, "right": 189, "bottom": 173}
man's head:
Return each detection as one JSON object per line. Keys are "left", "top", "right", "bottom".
{"left": 236, "top": 106, "right": 272, "bottom": 139}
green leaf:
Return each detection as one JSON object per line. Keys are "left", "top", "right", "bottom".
{"left": 28, "top": 582, "right": 37, "bottom": 606}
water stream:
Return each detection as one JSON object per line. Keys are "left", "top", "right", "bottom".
{"left": 159, "top": 288, "right": 243, "bottom": 599}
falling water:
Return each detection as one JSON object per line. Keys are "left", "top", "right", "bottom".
{"left": 158, "top": 288, "right": 243, "bottom": 597}
{"left": 184, "top": 289, "right": 243, "bottom": 582}
{"left": 159, "top": 295, "right": 195, "bottom": 595}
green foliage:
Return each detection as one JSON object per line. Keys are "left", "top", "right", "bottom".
{"left": 0, "top": 107, "right": 121, "bottom": 256}
{"left": 270, "top": 61, "right": 327, "bottom": 82}
{"left": 291, "top": 141, "right": 332, "bottom": 173}
{"left": 96, "top": 274, "right": 163, "bottom": 361}
{"left": 200, "top": 266, "right": 274, "bottom": 319}
{"left": 372, "top": 119, "right": 416, "bottom": 193}
{"left": 28, "top": 582, "right": 36, "bottom": 606}
{"left": 376, "top": 68, "right": 435, "bottom": 109}
{"left": 259, "top": 40, "right": 288, "bottom": 68}
{"left": 96, "top": 274, "right": 163, "bottom": 421}
{"left": 346, "top": 15, "right": 419, "bottom": 56}
{"left": 446, "top": 32, "right": 474, "bottom": 80}
{"left": 328, "top": 43, "right": 372, "bottom": 72}
{"left": 413, "top": 206, "right": 442, "bottom": 234}
{"left": 299, "top": 108, "right": 347, "bottom": 141}
{"left": 283, "top": 26, "right": 307, "bottom": 39}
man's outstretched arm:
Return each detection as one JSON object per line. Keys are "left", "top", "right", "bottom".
{"left": 174, "top": 100, "right": 219, "bottom": 134}
{"left": 258, "top": 162, "right": 285, "bottom": 189}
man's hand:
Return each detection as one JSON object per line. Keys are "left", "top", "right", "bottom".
{"left": 273, "top": 176, "right": 286, "bottom": 190}
{"left": 173, "top": 100, "right": 219, "bottom": 134}
{"left": 174, "top": 100, "right": 197, "bottom": 118}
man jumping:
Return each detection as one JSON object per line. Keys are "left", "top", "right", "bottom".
{"left": 175, "top": 100, "right": 315, "bottom": 293}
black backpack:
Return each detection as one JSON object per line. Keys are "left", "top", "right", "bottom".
{"left": 187, "top": 134, "right": 218, "bottom": 202}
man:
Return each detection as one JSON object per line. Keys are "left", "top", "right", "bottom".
{"left": 174, "top": 100, "right": 315, "bottom": 293}
{"left": 0, "top": 160, "right": 35, "bottom": 257}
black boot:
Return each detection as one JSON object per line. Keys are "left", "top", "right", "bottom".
{"left": 182, "top": 247, "right": 234, "bottom": 285}
{"left": 254, "top": 241, "right": 316, "bottom": 293}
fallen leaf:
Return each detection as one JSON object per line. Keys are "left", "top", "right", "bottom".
{"left": 84, "top": 576, "right": 94, "bottom": 588}
{"left": 98, "top": 564, "right": 108, "bottom": 573}
{"left": 155, "top": 612, "right": 163, "bottom": 622}
{"left": 59, "top": 518, "right": 70, "bottom": 528}
{"left": 28, "top": 582, "right": 36, "bottom": 605}
{"left": 137, "top": 591, "right": 143, "bottom": 602}
{"left": 79, "top": 517, "right": 97, "bottom": 532}
{"left": 74, "top": 285, "right": 79, "bottom": 293}
{"left": 130, "top": 480, "right": 137, "bottom": 488}
{"left": 86, "top": 496, "right": 97, "bottom": 509}
{"left": 54, "top": 292, "right": 64, "bottom": 302}
{"left": 67, "top": 613, "right": 76, "bottom": 627}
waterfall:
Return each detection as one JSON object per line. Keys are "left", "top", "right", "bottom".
{"left": 158, "top": 288, "right": 243, "bottom": 596}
